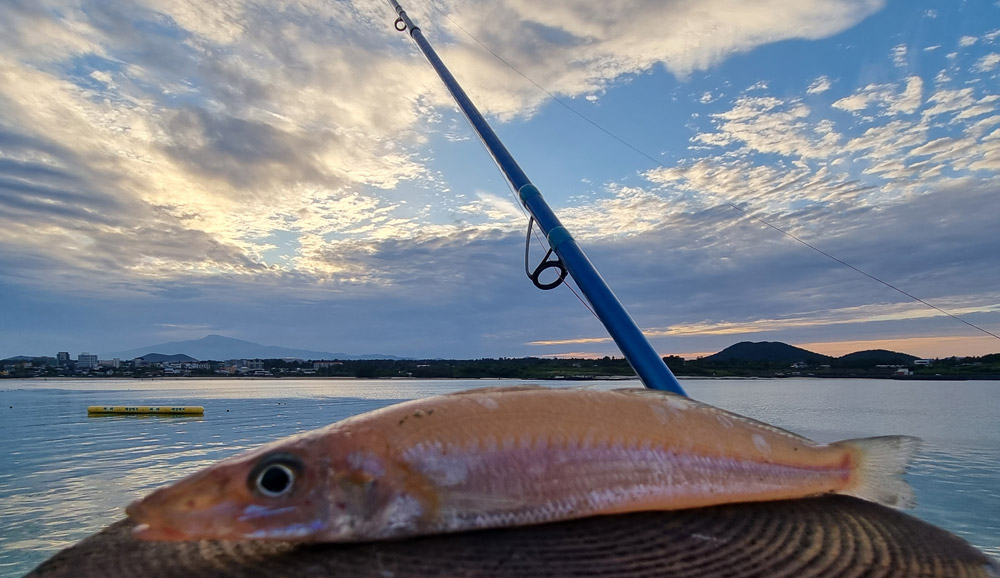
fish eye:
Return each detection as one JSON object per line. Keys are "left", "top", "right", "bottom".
{"left": 248, "top": 453, "right": 304, "bottom": 498}
{"left": 257, "top": 463, "right": 294, "bottom": 497}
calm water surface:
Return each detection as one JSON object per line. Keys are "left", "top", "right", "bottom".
{"left": 1, "top": 377, "right": 998, "bottom": 576}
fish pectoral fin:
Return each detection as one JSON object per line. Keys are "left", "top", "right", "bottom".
{"left": 834, "top": 435, "right": 922, "bottom": 509}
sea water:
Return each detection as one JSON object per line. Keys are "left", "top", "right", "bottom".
{"left": 0, "top": 377, "right": 998, "bottom": 576}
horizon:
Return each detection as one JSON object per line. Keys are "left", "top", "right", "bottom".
{"left": 2, "top": 0, "right": 999, "bottom": 361}
{"left": 5, "top": 333, "right": 998, "bottom": 362}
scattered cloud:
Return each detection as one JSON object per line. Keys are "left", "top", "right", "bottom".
{"left": 832, "top": 76, "right": 924, "bottom": 116}
{"left": 807, "top": 76, "right": 833, "bottom": 94}
{"left": 973, "top": 53, "right": 1000, "bottom": 72}
{"left": 891, "top": 43, "right": 908, "bottom": 68}
{"left": 2, "top": 0, "right": 999, "bottom": 360}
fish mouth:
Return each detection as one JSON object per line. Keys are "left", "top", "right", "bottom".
{"left": 125, "top": 485, "right": 250, "bottom": 542}
{"left": 129, "top": 521, "right": 191, "bottom": 541}
{"left": 127, "top": 496, "right": 330, "bottom": 542}
{"left": 127, "top": 499, "right": 249, "bottom": 541}
{"left": 126, "top": 498, "right": 188, "bottom": 541}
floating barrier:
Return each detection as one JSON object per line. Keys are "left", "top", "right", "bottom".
{"left": 87, "top": 405, "right": 204, "bottom": 415}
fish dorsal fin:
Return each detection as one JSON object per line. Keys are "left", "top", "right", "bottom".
{"left": 614, "top": 388, "right": 818, "bottom": 445}
{"left": 614, "top": 387, "right": 704, "bottom": 406}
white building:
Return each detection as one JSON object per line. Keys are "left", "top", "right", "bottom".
{"left": 77, "top": 352, "right": 99, "bottom": 370}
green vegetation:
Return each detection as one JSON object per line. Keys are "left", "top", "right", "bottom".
{"left": 3, "top": 343, "right": 999, "bottom": 380}
{"left": 911, "top": 353, "right": 1000, "bottom": 378}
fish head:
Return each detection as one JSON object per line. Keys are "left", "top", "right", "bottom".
{"left": 126, "top": 428, "right": 392, "bottom": 542}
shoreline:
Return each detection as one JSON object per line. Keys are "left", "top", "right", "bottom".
{"left": 3, "top": 374, "right": 995, "bottom": 382}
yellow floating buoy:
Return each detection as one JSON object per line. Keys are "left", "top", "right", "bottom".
{"left": 87, "top": 405, "right": 204, "bottom": 415}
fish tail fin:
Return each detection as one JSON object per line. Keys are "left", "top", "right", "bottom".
{"left": 832, "top": 435, "right": 922, "bottom": 509}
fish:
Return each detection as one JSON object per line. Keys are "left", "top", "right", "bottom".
{"left": 125, "top": 386, "right": 921, "bottom": 542}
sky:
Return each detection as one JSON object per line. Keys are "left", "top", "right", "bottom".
{"left": 1, "top": 0, "right": 999, "bottom": 361}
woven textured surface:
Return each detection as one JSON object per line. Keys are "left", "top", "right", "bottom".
{"left": 26, "top": 495, "right": 999, "bottom": 578}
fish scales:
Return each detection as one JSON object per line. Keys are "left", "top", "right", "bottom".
{"left": 125, "top": 386, "right": 921, "bottom": 542}
{"left": 371, "top": 387, "right": 850, "bottom": 516}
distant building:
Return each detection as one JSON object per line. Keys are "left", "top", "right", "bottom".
{"left": 221, "top": 359, "right": 264, "bottom": 374}
{"left": 99, "top": 358, "right": 121, "bottom": 369}
{"left": 914, "top": 359, "right": 932, "bottom": 366}
{"left": 56, "top": 352, "right": 70, "bottom": 367}
{"left": 77, "top": 352, "right": 98, "bottom": 370}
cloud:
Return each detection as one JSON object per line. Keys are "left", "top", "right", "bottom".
{"left": 4, "top": 0, "right": 1000, "bottom": 361}
{"left": 973, "top": 53, "right": 1000, "bottom": 72}
{"left": 891, "top": 44, "right": 908, "bottom": 68}
{"left": 420, "top": 0, "right": 886, "bottom": 117}
{"left": 516, "top": 177, "right": 1000, "bottom": 356}
{"left": 690, "top": 96, "right": 841, "bottom": 160}
{"left": 807, "top": 76, "right": 832, "bottom": 94}
{"left": 0, "top": 0, "right": 893, "bottom": 299}
{"left": 564, "top": 45, "right": 1000, "bottom": 354}
{"left": 892, "top": 76, "right": 924, "bottom": 114}
{"left": 832, "top": 76, "right": 923, "bottom": 116}
{"left": 683, "top": 64, "right": 998, "bottom": 195}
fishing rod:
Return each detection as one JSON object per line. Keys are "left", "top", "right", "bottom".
{"left": 386, "top": 0, "right": 686, "bottom": 396}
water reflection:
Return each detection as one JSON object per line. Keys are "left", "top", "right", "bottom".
{"left": 1, "top": 378, "right": 998, "bottom": 575}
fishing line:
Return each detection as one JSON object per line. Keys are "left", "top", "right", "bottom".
{"left": 493, "top": 155, "right": 599, "bottom": 317}
{"left": 522, "top": 215, "right": 599, "bottom": 321}
{"left": 417, "top": 0, "right": 1000, "bottom": 343}
{"left": 413, "top": 3, "right": 601, "bottom": 320}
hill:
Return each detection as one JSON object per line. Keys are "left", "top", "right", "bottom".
{"left": 104, "top": 334, "right": 402, "bottom": 361}
{"left": 836, "top": 349, "right": 918, "bottom": 367}
{"left": 701, "top": 341, "right": 834, "bottom": 364}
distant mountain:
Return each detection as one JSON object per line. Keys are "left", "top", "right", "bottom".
{"left": 2, "top": 355, "right": 56, "bottom": 364}
{"left": 135, "top": 353, "right": 199, "bottom": 363}
{"left": 104, "top": 334, "right": 402, "bottom": 361}
{"left": 836, "top": 349, "right": 919, "bottom": 367}
{"left": 701, "top": 341, "right": 835, "bottom": 364}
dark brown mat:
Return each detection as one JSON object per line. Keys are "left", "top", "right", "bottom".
{"left": 26, "top": 495, "right": 999, "bottom": 578}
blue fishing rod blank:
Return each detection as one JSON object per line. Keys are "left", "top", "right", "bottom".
{"left": 387, "top": 0, "right": 686, "bottom": 396}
